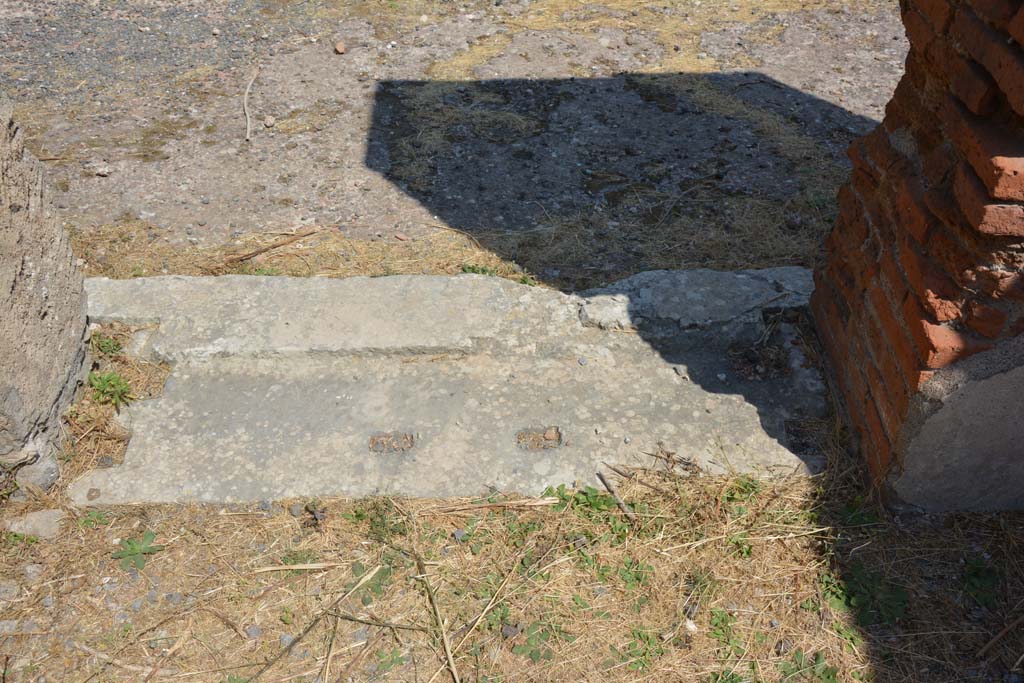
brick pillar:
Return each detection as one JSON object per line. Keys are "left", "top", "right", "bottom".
{"left": 812, "top": 0, "right": 1024, "bottom": 511}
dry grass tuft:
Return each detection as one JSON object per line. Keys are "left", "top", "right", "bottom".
{"left": 55, "top": 324, "right": 171, "bottom": 499}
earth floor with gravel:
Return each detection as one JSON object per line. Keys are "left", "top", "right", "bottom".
{"left": 4, "top": 1, "right": 1024, "bottom": 683}
{"left": 2, "top": 0, "right": 906, "bottom": 288}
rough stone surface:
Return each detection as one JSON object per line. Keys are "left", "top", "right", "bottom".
{"left": 891, "top": 336, "right": 1024, "bottom": 512}
{"left": 13, "top": 452, "right": 60, "bottom": 494}
{"left": 70, "top": 272, "right": 827, "bottom": 504}
{"left": 0, "top": 580, "right": 19, "bottom": 601}
{"left": 4, "top": 509, "right": 66, "bottom": 540}
{"left": 0, "top": 94, "right": 87, "bottom": 473}
{"left": 579, "top": 267, "right": 813, "bottom": 342}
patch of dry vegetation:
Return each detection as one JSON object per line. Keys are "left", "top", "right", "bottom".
{"left": 71, "top": 220, "right": 525, "bottom": 283}
{"left": 2, "top": 332, "right": 1024, "bottom": 683}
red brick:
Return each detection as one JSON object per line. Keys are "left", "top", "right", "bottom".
{"left": 862, "top": 325, "right": 911, "bottom": 416}
{"left": 865, "top": 286, "right": 924, "bottom": 383}
{"left": 970, "top": 0, "right": 1021, "bottom": 27}
{"left": 953, "top": 162, "right": 1024, "bottom": 236}
{"left": 1011, "top": 7, "right": 1024, "bottom": 45}
{"left": 900, "top": 236, "right": 963, "bottom": 318}
{"left": 861, "top": 126, "right": 905, "bottom": 177}
{"left": 964, "top": 300, "right": 1008, "bottom": 337}
{"left": 951, "top": 7, "right": 1024, "bottom": 117}
{"left": 901, "top": 296, "right": 994, "bottom": 367}
{"left": 861, "top": 398, "right": 894, "bottom": 477}
{"left": 925, "top": 39, "right": 999, "bottom": 115}
{"left": 908, "top": 0, "right": 954, "bottom": 30}
{"left": 863, "top": 360, "right": 903, "bottom": 443}
{"left": 938, "top": 96, "right": 1024, "bottom": 202}
{"left": 902, "top": 5, "right": 937, "bottom": 52}
{"left": 847, "top": 139, "right": 879, "bottom": 179}
{"left": 921, "top": 143, "right": 957, "bottom": 187}
{"left": 924, "top": 197, "right": 997, "bottom": 286}
{"left": 894, "top": 176, "right": 935, "bottom": 242}
{"left": 885, "top": 77, "right": 944, "bottom": 149}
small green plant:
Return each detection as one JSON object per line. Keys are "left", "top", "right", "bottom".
{"left": 79, "top": 511, "right": 112, "bottom": 529}
{"left": 618, "top": 557, "right": 654, "bottom": 590}
{"left": 612, "top": 628, "right": 665, "bottom": 671}
{"left": 518, "top": 274, "right": 538, "bottom": 286}
{"left": 343, "top": 499, "right": 408, "bottom": 541}
{"left": 3, "top": 531, "right": 39, "bottom": 547}
{"left": 280, "top": 607, "right": 294, "bottom": 625}
{"left": 512, "top": 622, "right": 557, "bottom": 663}
{"left": 461, "top": 264, "right": 498, "bottom": 276}
{"left": 111, "top": 531, "right": 164, "bottom": 570}
{"left": 483, "top": 601, "right": 511, "bottom": 631}
{"left": 709, "top": 608, "right": 745, "bottom": 657}
{"left": 375, "top": 647, "right": 406, "bottom": 674}
{"left": 91, "top": 333, "right": 123, "bottom": 356}
{"left": 89, "top": 371, "right": 134, "bottom": 408}
{"left": 708, "top": 672, "right": 748, "bottom": 683}
{"left": 777, "top": 650, "right": 838, "bottom": 683}
{"left": 832, "top": 620, "right": 863, "bottom": 651}
{"left": 544, "top": 483, "right": 632, "bottom": 543}
{"left": 722, "top": 476, "right": 761, "bottom": 516}
{"left": 280, "top": 549, "right": 318, "bottom": 576}
{"left": 727, "top": 532, "right": 752, "bottom": 557}
{"left": 223, "top": 676, "right": 250, "bottom": 683}
{"left": 839, "top": 496, "right": 881, "bottom": 527}
{"left": 963, "top": 554, "right": 1000, "bottom": 608}
{"left": 570, "top": 593, "right": 611, "bottom": 619}
{"left": 722, "top": 476, "right": 761, "bottom": 504}
{"left": 348, "top": 560, "right": 395, "bottom": 606}
{"left": 822, "top": 564, "right": 908, "bottom": 626}
{"left": 799, "top": 597, "right": 819, "bottom": 612}
{"left": 251, "top": 267, "right": 281, "bottom": 276}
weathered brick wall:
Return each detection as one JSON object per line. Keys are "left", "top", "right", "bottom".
{"left": 812, "top": 0, "right": 1024, "bottom": 510}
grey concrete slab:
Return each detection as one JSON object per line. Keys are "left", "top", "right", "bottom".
{"left": 84, "top": 274, "right": 581, "bottom": 361}
{"left": 73, "top": 272, "right": 827, "bottom": 504}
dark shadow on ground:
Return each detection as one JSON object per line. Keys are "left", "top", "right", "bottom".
{"left": 366, "top": 73, "right": 1024, "bottom": 682}
{"left": 366, "top": 71, "right": 873, "bottom": 480}
{"left": 365, "top": 72, "right": 874, "bottom": 292}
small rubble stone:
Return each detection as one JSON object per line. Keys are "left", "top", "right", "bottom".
{"left": 22, "top": 564, "right": 43, "bottom": 583}
{"left": 334, "top": 40, "right": 346, "bottom": 54}
{"left": 245, "top": 624, "right": 263, "bottom": 639}
{"left": 0, "top": 580, "right": 19, "bottom": 601}
{"left": 500, "top": 623, "right": 520, "bottom": 639}
{"left": 5, "top": 509, "right": 66, "bottom": 540}
{"left": 14, "top": 454, "right": 60, "bottom": 495}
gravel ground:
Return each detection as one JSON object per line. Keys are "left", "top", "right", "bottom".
{"left": 1, "top": 0, "right": 906, "bottom": 285}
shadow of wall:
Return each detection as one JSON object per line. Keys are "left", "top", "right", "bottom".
{"left": 366, "top": 72, "right": 877, "bottom": 292}
{"left": 365, "top": 71, "right": 877, "bottom": 475}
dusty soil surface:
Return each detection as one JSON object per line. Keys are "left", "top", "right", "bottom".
{"left": 1, "top": 0, "right": 905, "bottom": 289}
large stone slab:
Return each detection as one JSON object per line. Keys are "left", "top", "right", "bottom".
{"left": 0, "top": 95, "right": 87, "bottom": 478}
{"left": 72, "top": 272, "right": 826, "bottom": 504}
